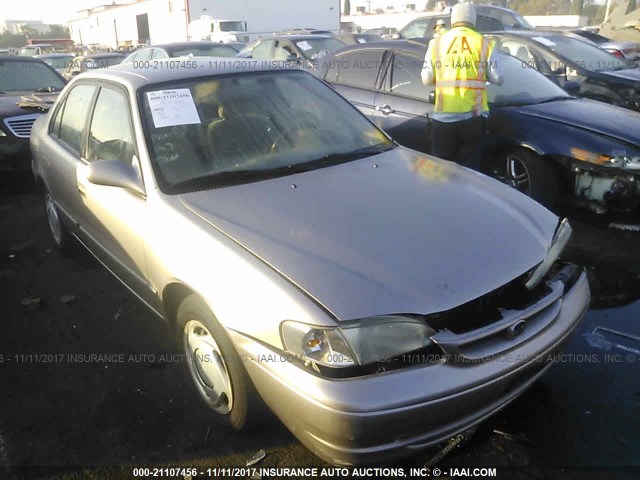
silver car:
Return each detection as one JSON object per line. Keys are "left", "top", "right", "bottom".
{"left": 30, "top": 59, "right": 590, "bottom": 465}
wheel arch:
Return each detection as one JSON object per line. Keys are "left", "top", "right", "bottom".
{"left": 162, "top": 282, "right": 196, "bottom": 335}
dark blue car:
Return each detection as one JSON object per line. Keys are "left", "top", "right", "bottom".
{"left": 318, "top": 41, "right": 640, "bottom": 214}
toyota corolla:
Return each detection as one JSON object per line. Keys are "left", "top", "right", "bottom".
{"left": 30, "top": 59, "right": 590, "bottom": 465}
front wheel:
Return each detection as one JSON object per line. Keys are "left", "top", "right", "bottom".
{"left": 492, "top": 148, "right": 558, "bottom": 208}
{"left": 177, "top": 294, "right": 257, "bottom": 431}
{"left": 45, "top": 190, "right": 77, "bottom": 256}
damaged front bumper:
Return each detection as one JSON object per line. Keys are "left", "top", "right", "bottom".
{"left": 229, "top": 267, "right": 590, "bottom": 466}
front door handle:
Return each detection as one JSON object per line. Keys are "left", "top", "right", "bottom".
{"left": 76, "top": 182, "right": 87, "bottom": 197}
{"left": 375, "top": 104, "right": 395, "bottom": 115}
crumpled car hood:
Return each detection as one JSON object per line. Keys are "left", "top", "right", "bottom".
{"left": 181, "top": 148, "right": 558, "bottom": 320}
{"left": 517, "top": 98, "right": 640, "bottom": 146}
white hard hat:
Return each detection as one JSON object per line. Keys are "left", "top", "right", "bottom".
{"left": 450, "top": 2, "right": 476, "bottom": 27}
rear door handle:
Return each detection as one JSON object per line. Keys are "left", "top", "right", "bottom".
{"left": 375, "top": 104, "right": 395, "bottom": 115}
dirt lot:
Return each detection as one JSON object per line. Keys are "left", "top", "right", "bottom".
{"left": 0, "top": 178, "right": 639, "bottom": 480}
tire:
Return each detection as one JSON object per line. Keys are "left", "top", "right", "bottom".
{"left": 177, "top": 294, "right": 257, "bottom": 431}
{"left": 492, "top": 148, "right": 558, "bottom": 208}
{"left": 45, "top": 190, "right": 77, "bottom": 256}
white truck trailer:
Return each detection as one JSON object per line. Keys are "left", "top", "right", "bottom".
{"left": 186, "top": 0, "right": 340, "bottom": 38}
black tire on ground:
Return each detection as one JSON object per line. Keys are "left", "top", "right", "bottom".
{"left": 176, "top": 293, "right": 259, "bottom": 431}
{"left": 495, "top": 148, "right": 558, "bottom": 208}
{"left": 44, "top": 189, "right": 77, "bottom": 256}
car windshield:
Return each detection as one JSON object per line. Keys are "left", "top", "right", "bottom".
{"left": 140, "top": 70, "right": 393, "bottom": 191}
{"left": 42, "top": 56, "right": 73, "bottom": 69}
{"left": 170, "top": 45, "right": 238, "bottom": 57}
{"left": 219, "top": 21, "right": 245, "bottom": 32}
{"left": 0, "top": 59, "right": 65, "bottom": 92}
{"left": 295, "top": 38, "right": 346, "bottom": 60}
{"left": 488, "top": 53, "right": 571, "bottom": 106}
{"left": 538, "top": 35, "right": 633, "bottom": 71}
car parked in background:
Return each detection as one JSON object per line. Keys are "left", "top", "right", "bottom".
{"left": 19, "top": 44, "right": 55, "bottom": 56}
{"left": 122, "top": 41, "right": 238, "bottom": 64}
{"left": 0, "top": 55, "right": 65, "bottom": 171}
{"left": 335, "top": 33, "right": 383, "bottom": 45}
{"left": 62, "top": 52, "right": 125, "bottom": 81}
{"left": 238, "top": 35, "right": 345, "bottom": 69}
{"left": 35, "top": 53, "right": 74, "bottom": 74}
{"left": 363, "top": 27, "right": 398, "bottom": 39}
{"left": 319, "top": 42, "right": 640, "bottom": 213}
{"left": 572, "top": 28, "right": 640, "bottom": 61}
{"left": 494, "top": 31, "right": 640, "bottom": 111}
{"left": 394, "top": 5, "right": 532, "bottom": 43}
{"left": 31, "top": 59, "right": 589, "bottom": 466}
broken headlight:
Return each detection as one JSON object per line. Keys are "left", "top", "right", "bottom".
{"left": 281, "top": 316, "right": 435, "bottom": 368}
{"left": 525, "top": 218, "right": 572, "bottom": 290}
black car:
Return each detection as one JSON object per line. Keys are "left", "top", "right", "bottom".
{"left": 122, "top": 41, "right": 238, "bottom": 63}
{"left": 63, "top": 53, "right": 125, "bottom": 81}
{"left": 394, "top": 5, "right": 533, "bottom": 43}
{"left": 318, "top": 42, "right": 640, "bottom": 213}
{"left": 0, "top": 55, "right": 66, "bottom": 171}
{"left": 493, "top": 31, "right": 640, "bottom": 111}
{"left": 238, "top": 35, "right": 346, "bottom": 70}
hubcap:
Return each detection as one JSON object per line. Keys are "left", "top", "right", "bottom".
{"left": 495, "top": 154, "right": 530, "bottom": 194}
{"left": 183, "top": 320, "right": 233, "bottom": 414}
{"left": 45, "top": 194, "right": 62, "bottom": 245}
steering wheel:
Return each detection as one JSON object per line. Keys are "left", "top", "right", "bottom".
{"left": 270, "top": 126, "right": 320, "bottom": 154}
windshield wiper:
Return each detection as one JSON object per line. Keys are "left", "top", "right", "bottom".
{"left": 531, "top": 96, "right": 573, "bottom": 105}
{"left": 34, "top": 86, "right": 62, "bottom": 93}
{"left": 171, "top": 143, "right": 394, "bottom": 192}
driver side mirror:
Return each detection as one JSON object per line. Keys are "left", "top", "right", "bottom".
{"left": 391, "top": 33, "right": 401, "bottom": 40}
{"left": 86, "top": 158, "right": 145, "bottom": 196}
{"left": 286, "top": 54, "right": 301, "bottom": 63}
{"left": 428, "top": 91, "right": 435, "bottom": 104}
{"left": 552, "top": 65, "right": 567, "bottom": 79}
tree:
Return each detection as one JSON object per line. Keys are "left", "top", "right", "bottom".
{"left": 571, "top": 0, "right": 584, "bottom": 15}
{"left": 0, "top": 30, "right": 27, "bottom": 48}
{"left": 344, "top": 0, "right": 351, "bottom": 15}
{"left": 48, "top": 25, "right": 70, "bottom": 38}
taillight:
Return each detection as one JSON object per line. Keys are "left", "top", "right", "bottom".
{"left": 609, "top": 49, "right": 624, "bottom": 58}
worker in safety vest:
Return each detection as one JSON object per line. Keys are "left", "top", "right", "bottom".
{"left": 421, "top": 2, "right": 502, "bottom": 167}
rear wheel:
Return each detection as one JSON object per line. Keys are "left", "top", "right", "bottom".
{"left": 45, "top": 190, "right": 77, "bottom": 256}
{"left": 177, "top": 294, "right": 257, "bottom": 431}
{"left": 493, "top": 148, "right": 558, "bottom": 208}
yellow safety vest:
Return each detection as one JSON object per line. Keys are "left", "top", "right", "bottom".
{"left": 430, "top": 26, "right": 494, "bottom": 115}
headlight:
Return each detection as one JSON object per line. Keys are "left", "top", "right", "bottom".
{"left": 0, "top": 129, "right": 5, "bottom": 137}
{"left": 609, "top": 153, "right": 640, "bottom": 170}
{"left": 281, "top": 316, "right": 435, "bottom": 369}
{"left": 571, "top": 148, "right": 640, "bottom": 170}
{"left": 525, "top": 218, "right": 572, "bottom": 290}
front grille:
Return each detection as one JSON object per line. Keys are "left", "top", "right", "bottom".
{"left": 4, "top": 114, "right": 40, "bottom": 139}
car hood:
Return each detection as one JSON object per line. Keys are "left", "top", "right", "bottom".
{"left": 0, "top": 92, "right": 58, "bottom": 116}
{"left": 600, "top": 67, "right": 640, "bottom": 81}
{"left": 180, "top": 149, "right": 558, "bottom": 320}
{"left": 516, "top": 98, "right": 640, "bottom": 146}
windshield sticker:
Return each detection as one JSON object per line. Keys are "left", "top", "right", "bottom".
{"left": 297, "top": 41, "right": 313, "bottom": 51}
{"left": 533, "top": 37, "right": 555, "bottom": 47}
{"left": 146, "top": 89, "right": 201, "bottom": 128}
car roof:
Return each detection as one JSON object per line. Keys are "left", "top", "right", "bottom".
{"left": 147, "top": 41, "right": 232, "bottom": 50}
{"left": 497, "top": 30, "right": 563, "bottom": 38}
{"left": 35, "top": 53, "right": 74, "bottom": 58}
{"left": 333, "top": 40, "right": 426, "bottom": 54}
{"left": 75, "top": 52, "right": 125, "bottom": 59}
{"left": 475, "top": 5, "right": 519, "bottom": 13}
{"left": 269, "top": 35, "right": 335, "bottom": 40}
{"left": 76, "top": 56, "right": 302, "bottom": 90}
{"left": 0, "top": 54, "right": 47, "bottom": 62}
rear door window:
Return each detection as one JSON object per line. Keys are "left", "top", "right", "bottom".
{"left": 389, "top": 53, "right": 427, "bottom": 100}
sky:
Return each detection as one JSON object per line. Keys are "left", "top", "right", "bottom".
{"left": 0, "top": 0, "right": 122, "bottom": 24}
